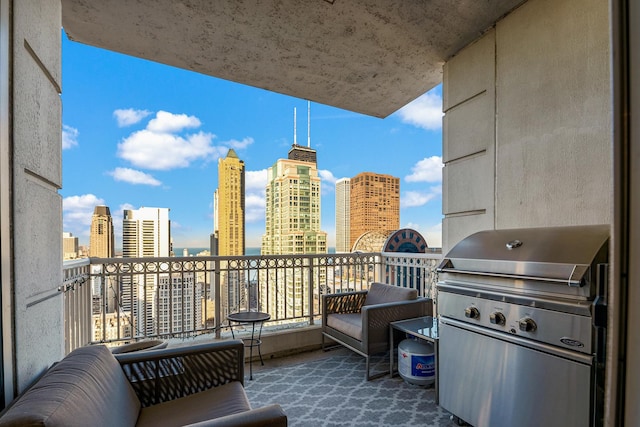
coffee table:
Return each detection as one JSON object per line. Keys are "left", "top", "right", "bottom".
{"left": 227, "top": 311, "right": 270, "bottom": 380}
{"left": 390, "top": 316, "right": 439, "bottom": 403}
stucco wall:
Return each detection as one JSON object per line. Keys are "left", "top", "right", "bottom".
{"left": 11, "top": 0, "right": 63, "bottom": 393}
{"left": 442, "top": 0, "right": 612, "bottom": 253}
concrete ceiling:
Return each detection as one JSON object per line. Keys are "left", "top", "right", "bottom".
{"left": 62, "top": 0, "right": 524, "bottom": 118}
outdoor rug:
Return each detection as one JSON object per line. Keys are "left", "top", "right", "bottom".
{"left": 244, "top": 350, "right": 453, "bottom": 427}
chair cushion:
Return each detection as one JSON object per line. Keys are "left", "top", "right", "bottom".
{"left": 135, "top": 381, "right": 251, "bottom": 427}
{"left": 364, "top": 282, "right": 418, "bottom": 306}
{"left": 326, "top": 313, "right": 363, "bottom": 341}
{"left": 0, "top": 345, "right": 141, "bottom": 427}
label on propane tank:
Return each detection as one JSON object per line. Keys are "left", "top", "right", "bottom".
{"left": 399, "top": 353, "right": 435, "bottom": 377}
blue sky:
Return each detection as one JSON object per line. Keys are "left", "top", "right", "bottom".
{"left": 61, "top": 33, "right": 444, "bottom": 250}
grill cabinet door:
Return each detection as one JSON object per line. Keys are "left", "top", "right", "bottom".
{"left": 439, "top": 319, "right": 592, "bottom": 427}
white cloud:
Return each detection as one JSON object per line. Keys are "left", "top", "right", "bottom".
{"left": 108, "top": 167, "right": 162, "bottom": 186}
{"left": 245, "top": 193, "right": 266, "bottom": 223}
{"left": 226, "top": 137, "right": 254, "bottom": 150}
{"left": 401, "top": 186, "right": 442, "bottom": 208}
{"left": 246, "top": 169, "right": 268, "bottom": 191}
{"left": 405, "top": 156, "right": 443, "bottom": 183}
{"left": 62, "top": 194, "right": 106, "bottom": 237}
{"left": 147, "top": 110, "right": 201, "bottom": 133}
{"left": 116, "top": 110, "right": 240, "bottom": 170}
{"left": 245, "top": 169, "right": 268, "bottom": 223}
{"left": 113, "top": 108, "right": 152, "bottom": 127}
{"left": 397, "top": 91, "right": 443, "bottom": 131}
{"left": 318, "top": 169, "right": 338, "bottom": 195}
{"left": 118, "top": 129, "right": 219, "bottom": 170}
{"left": 319, "top": 169, "right": 337, "bottom": 185}
{"left": 62, "top": 125, "right": 79, "bottom": 149}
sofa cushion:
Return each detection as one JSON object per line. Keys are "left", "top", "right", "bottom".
{"left": 136, "top": 381, "right": 251, "bottom": 427}
{"left": 0, "top": 345, "right": 140, "bottom": 427}
{"left": 364, "top": 282, "right": 418, "bottom": 306}
{"left": 326, "top": 313, "right": 363, "bottom": 341}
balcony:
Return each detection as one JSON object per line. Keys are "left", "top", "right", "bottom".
{"left": 62, "top": 252, "right": 442, "bottom": 354}
{"left": 59, "top": 252, "right": 445, "bottom": 425}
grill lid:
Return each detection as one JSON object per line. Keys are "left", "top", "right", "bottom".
{"left": 437, "top": 225, "right": 609, "bottom": 286}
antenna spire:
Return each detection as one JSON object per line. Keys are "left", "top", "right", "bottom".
{"left": 293, "top": 107, "right": 297, "bottom": 146}
{"left": 307, "top": 101, "right": 311, "bottom": 148}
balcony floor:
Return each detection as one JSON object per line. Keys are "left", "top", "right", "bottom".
{"left": 244, "top": 347, "right": 455, "bottom": 426}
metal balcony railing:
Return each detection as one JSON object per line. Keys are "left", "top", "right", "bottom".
{"left": 61, "top": 251, "right": 442, "bottom": 353}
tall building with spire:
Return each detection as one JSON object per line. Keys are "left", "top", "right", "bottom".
{"left": 89, "top": 205, "right": 114, "bottom": 258}
{"left": 260, "top": 144, "right": 327, "bottom": 318}
{"left": 214, "top": 149, "right": 245, "bottom": 256}
{"left": 349, "top": 172, "right": 400, "bottom": 250}
{"left": 335, "top": 178, "right": 351, "bottom": 252}
{"left": 260, "top": 106, "right": 327, "bottom": 318}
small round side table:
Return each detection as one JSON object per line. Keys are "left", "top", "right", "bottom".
{"left": 227, "top": 311, "right": 270, "bottom": 380}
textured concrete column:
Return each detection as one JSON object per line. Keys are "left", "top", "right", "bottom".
{"left": 442, "top": 0, "right": 611, "bottom": 253}
{"left": 10, "top": 0, "right": 63, "bottom": 397}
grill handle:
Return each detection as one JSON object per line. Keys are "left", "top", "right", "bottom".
{"left": 437, "top": 259, "right": 586, "bottom": 287}
{"left": 593, "top": 263, "right": 608, "bottom": 328}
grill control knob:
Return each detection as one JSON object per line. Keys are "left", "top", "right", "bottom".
{"left": 490, "top": 312, "right": 506, "bottom": 326}
{"left": 464, "top": 306, "right": 480, "bottom": 319}
{"left": 518, "top": 317, "right": 537, "bottom": 332}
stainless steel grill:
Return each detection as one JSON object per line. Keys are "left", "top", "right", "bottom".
{"left": 436, "top": 225, "right": 608, "bottom": 427}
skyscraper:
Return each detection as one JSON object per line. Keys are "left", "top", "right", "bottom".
{"left": 214, "top": 148, "right": 245, "bottom": 256}
{"left": 122, "top": 207, "right": 171, "bottom": 258}
{"left": 349, "top": 172, "right": 400, "bottom": 250}
{"left": 121, "top": 207, "right": 171, "bottom": 336}
{"left": 335, "top": 178, "right": 351, "bottom": 253}
{"left": 213, "top": 149, "right": 246, "bottom": 317}
{"left": 62, "top": 232, "right": 78, "bottom": 260}
{"left": 88, "top": 206, "right": 115, "bottom": 316}
{"left": 260, "top": 143, "right": 327, "bottom": 319}
{"left": 89, "top": 205, "right": 114, "bottom": 258}
{"left": 261, "top": 144, "right": 327, "bottom": 255}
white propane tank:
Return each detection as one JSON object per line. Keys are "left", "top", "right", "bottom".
{"left": 398, "top": 337, "right": 435, "bottom": 386}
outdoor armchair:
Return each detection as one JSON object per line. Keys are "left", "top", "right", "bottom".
{"left": 0, "top": 340, "right": 287, "bottom": 427}
{"left": 321, "top": 282, "right": 432, "bottom": 380}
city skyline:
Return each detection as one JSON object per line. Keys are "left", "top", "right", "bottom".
{"left": 60, "top": 33, "right": 444, "bottom": 251}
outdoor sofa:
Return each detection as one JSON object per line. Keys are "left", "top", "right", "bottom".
{"left": 0, "top": 340, "right": 287, "bottom": 426}
{"left": 322, "top": 281, "right": 432, "bottom": 380}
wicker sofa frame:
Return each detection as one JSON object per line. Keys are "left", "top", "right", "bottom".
{"left": 0, "top": 340, "right": 287, "bottom": 426}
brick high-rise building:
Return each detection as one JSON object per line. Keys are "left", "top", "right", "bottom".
{"left": 349, "top": 172, "right": 400, "bottom": 250}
